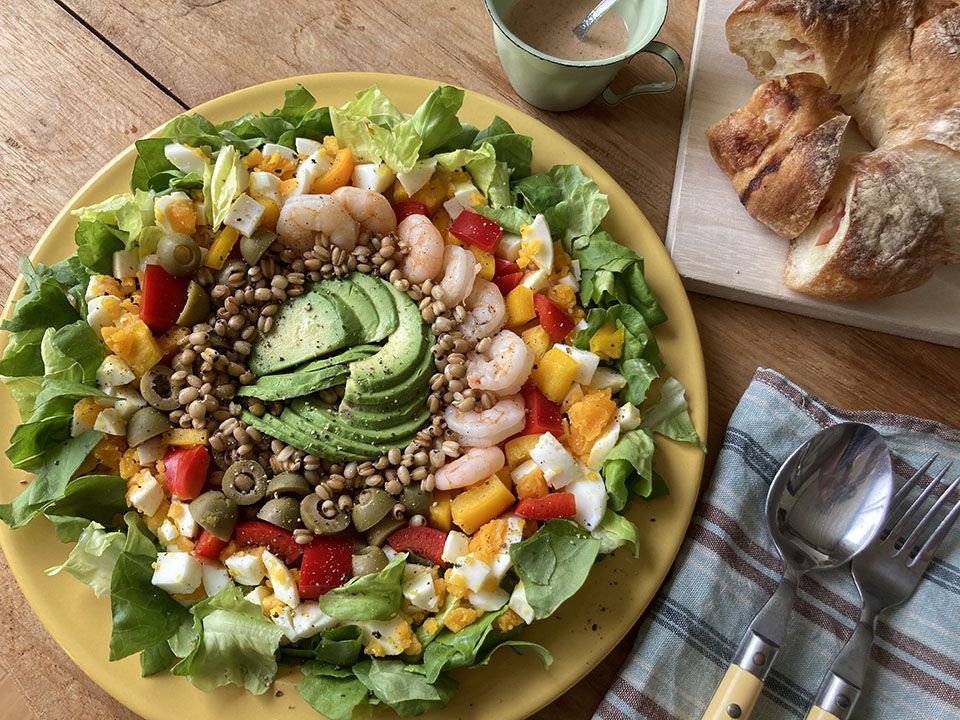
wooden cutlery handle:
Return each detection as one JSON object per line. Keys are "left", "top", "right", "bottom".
{"left": 701, "top": 664, "right": 763, "bottom": 720}
{"left": 805, "top": 707, "right": 842, "bottom": 720}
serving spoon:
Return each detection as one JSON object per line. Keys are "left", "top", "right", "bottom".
{"left": 573, "top": 0, "right": 619, "bottom": 40}
{"left": 701, "top": 422, "right": 894, "bottom": 720}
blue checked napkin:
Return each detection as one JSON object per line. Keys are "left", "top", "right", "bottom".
{"left": 594, "top": 368, "right": 960, "bottom": 720}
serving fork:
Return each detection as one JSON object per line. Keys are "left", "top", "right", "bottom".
{"left": 806, "top": 456, "right": 960, "bottom": 720}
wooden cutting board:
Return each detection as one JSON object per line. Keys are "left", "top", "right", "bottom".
{"left": 665, "top": 0, "right": 960, "bottom": 348}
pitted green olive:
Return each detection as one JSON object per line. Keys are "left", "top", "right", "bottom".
{"left": 402, "top": 486, "right": 431, "bottom": 517}
{"left": 266, "top": 472, "right": 312, "bottom": 497}
{"left": 126, "top": 406, "right": 171, "bottom": 447}
{"left": 365, "top": 516, "right": 406, "bottom": 547}
{"left": 257, "top": 496, "right": 301, "bottom": 531}
{"left": 351, "top": 546, "right": 388, "bottom": 576}
{"left": 240, "top": 229, "right": 277, "bottom": 265}
{"left": 140, "top": 365, "right": 179, "bottom": 411}
{"left": 350, "top": 488, "right": 393, "bottom": 532}
{"left": 221, "top": 459, "right": 268, "bottom": 505}
{"left": 176, "top": 281, "right": 210, "bottom": 327}
{"left": 300, "top": 494, "right": 351, "bottom": 535}
{"left": 190, "top": 490, "right": 238, "bottom": 541}
{"left": 158, "top": 233, "right": 201, "bottom": 277}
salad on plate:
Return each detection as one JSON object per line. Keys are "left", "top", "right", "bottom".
{"left": 0, "top": 84, "right": 702, "bottom": 718}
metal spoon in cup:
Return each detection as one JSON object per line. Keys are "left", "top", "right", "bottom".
{"left": 701, "top": 423, "right": 894, "bottom": 720}
{"left": 573, "top": 0, "right": 619, "bottom": 40}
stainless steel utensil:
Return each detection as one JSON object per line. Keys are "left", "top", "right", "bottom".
{"left": 805, "top": 456, "right": 960, "bottom": 720}
{"left": 702, "top": 423, "right": 894, "bottom": 720}
{"left": 573, "top": 0, "right": 619, "bottom": 40}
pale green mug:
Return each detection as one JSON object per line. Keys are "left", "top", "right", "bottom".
{"left": 485, "top": 0, "right": 684, "bottom": 111}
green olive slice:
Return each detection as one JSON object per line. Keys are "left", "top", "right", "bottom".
{"left": 176, "top": 281, "right": 211, "bottom": 327}
{"left": 221, "top": 459, "right": 268, "bottom": 506}
{"left": 257, "top": 496, "right": 301, "bottom": 531}
{"left": 158, "top": 233, "right": 201, "bottom": 277}
{"left": 266, "top": 472, "right": 312, "bottom": 497}
{"left": 301, "top": 494, "right": 350, "bottom": 535}
{"left": 351, "top": 546, "right": 388, "bottom": 576}
{"left": 126, "top": 406, "right": 171, "bottom": 447}
{"left": 401, "top": 486, "right": 431, "bottom": 517}
{"left": 140, "top": 365, "right": 179, "bottom": 411}
{"left": 240, "top": 229, "right": 277, "bottom": 265}
{"left": 350, "top": 488, "right": 394, "bottom": 532}
{"left": 218, "top": 259, "right": 247, "bottom": 285}
{"left": 190, "top": 490, "right": 238, "bottom": 541}
{"left": 365, "top": 516, "right": 406, "bottom": 547}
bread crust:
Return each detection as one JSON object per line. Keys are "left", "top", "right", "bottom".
{"left": 784, "top": 150, "right": 947, "bottom": 300}
{"left": 707, "top": 73, "right": 849, "bottom": 238}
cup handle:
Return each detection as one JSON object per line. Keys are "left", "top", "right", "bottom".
{"left": 601, "top": 41, "right": 685, "bottom": 104}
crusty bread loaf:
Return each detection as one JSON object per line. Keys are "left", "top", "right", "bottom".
{"left": 784, "top": 150, "right": 947, "bottom": 300}
{"left": 893, "top": 139, "right": 960, "bottom": 261}
{"left": 707, "top": 73, "right": 849, "bottom": 238}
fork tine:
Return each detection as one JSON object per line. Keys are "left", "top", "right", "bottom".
{"left": 914, "top": 480, "right": 960, "bottom": 567}
{"left": 897, "top": 472, "right": 960, "bottom": 557}
{"left": 885, "top": 463, "right": 952, "bottom": 543}
{"left": 889, "top": 454, "right": 937, "bottom": 511}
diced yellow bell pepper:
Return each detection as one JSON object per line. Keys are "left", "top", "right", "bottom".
{"left": 204, "top": 226, "right": 240, "bottom": 270}
{"left": 514, "top": 464, "right": 549, "bottom": 500}
{"left": 411, "top": 173, "right": 448, "bottom": 215}
{"left": 162, "top": 428, "right": 209, "bottom": 446}
{"left": 429, "top": 489, "right": 454, "bottom": 531}
{"left": 505, "top": 285, "right": 536, "bottom": 329}
{"left": 505, "top": 434, "right": 542, "bottom": 468}
{"left": 530, "top": 347, "right": 580, "bottom": 403}
{"left": 444, "top": 231, "right": 463, "bottom": 247}
{"left": 311, "top": 147, "right": 354, "bottom": 194}
{"left": 101, "top": 315, "right": 162, "bottom": 377}
{"left": 546, "top": 283, "right": 577, "bottom": 313}
{"left": 256, "top": 196, "right": 280, "bottom": 232}
{"left": 471, "top": 247, "right": 496, "bottom": 281}
{"left": 451, "top": 475, "right": 515, "bottom": 534}
{"left": 590, "top": 322, "right": 625, "bottom": 360}
{"left": 494, "top": 467, "right": 513, "bottom": 491}
{"left": 521, "top": 325, "right": 551, "bottom": 361}
{"left": 433, "top": 207, "right": 452, "bottom": 237}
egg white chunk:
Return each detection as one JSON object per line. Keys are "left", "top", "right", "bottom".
{"left": 357, "top": 616, "right": 413, "bottom": 656}
{"left": 261, "top": 143, "right": 298, "bottom": 163}
{"left": 168, "top": 499, "right": 198, "bottom": 538}
{"left": 553, "top": 345, "right": 600, "bottom": 385}
{"left": 262, "top": 550, "right": 300, "bottom": 609}
{"left": 441, "top": 531, "right": 470, "bottom": 564}
{"left": 271, "top": 602, "right": 337, "bottom": 642}
{"left": 489, "top": 516, "right": 525, "bottom": 581}
{"left": 519, "top": 214, "right": 554, "bottom": 292}
{"left": 93, "top": 407, "right": 126, "bottom": 436}
{"left": 530, "top": 433, "right": 580, "bottom": 489}
{"left": 352, "top": 162, "right": 396, "bottom": 193}
{"left": 293, "top": 150, "right": 334, "bottom": 196}
{"left": 568, "top": 470, "right": 607, "bottom": 531}
{"left": 295, "top": 137, "right": 324, "bottom": 157}
{"left": 509, "top": 582, "right": 535, "bottom": 624}
{"left": 164, "top": 143, "right": 208, "bottom": 175}
{"left": 587, "top": 421, "right": 620, "bottom": 470}
{"left": 201, "top": 562, "right": 232, "bottom": 597}
{"left": 249, "top": 171, "right": 282, "bottom": 206}
{"left": 617, "top": 403, "right": 642, "bottom": 431}
{"left": 468, "top": 588, "right": 509, "bottom": 612}
{"left": 397, "top": 158, "right": 436, "bottom": 196}
{"left": 402, "top": 564, "right": 439, "bottom": 612}
{"left": 496, "top": 232, "right": 522, "bottom": 261}
{"left": 590, "top": 367, "right": 627, "bottom": 393}
{"left": 96, "top": 355, "right": 135, "bottom": 387}
{"left": 127, "top": 470, "right": 164, "bottom": 516}
{"left": 152, "top": 552, "right": 202, "bottom": 595}
{"left": 225, "top": 551, "right": 267, "bottom": 586}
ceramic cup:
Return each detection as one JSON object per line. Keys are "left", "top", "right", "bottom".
{"left": 485, "top": 0, "right": 684, "bottom": 111}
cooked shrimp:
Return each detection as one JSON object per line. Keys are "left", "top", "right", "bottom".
{"left": 330, "top": 186, "right": 397, "bottom": 236}
{"left": 444, "top": 395, "right": 526, "bottom": 447}
{"left": 459, "top": 279, "right": 506, "bottom": 341}
{"left": 276, "top": 194, "right": 358, "bottom": 253}
{"left": 438, "top": 245, "right": 479, "bottom": 307}
{"left": 434, "top": 446, "right": 505, "bottom": 491}
{"left": 466, "top": 330, "right": 534, "bottom": 396}
{"left": 398, "top": 214, "right": 444, "bottom": 283}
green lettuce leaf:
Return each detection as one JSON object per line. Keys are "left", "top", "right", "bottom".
{"left": 140, "top": 640, "right": 178, "bottom": 677}
{"left": 45, "top": 521, "right": 123, "bottom": 596}
{"left": 208, "top": 145, "right": 245, "bottom": 230}
{"left": 298, "top": 663, "right": 373, "bottom": 720}
{"left": 473, "top": 116, "right": 532, "bottom": 178}
{"left": 3, "top": 375, "right": 44, "bottom": 420}
{"left": 39, "top": 322, "right": 104, "bottom": 385}
{"left": 1, "top": 259, "right": 80, "bottom": 333}
{"left": 422, "top": 610, "right": 504, "bottom": 682}
{"left": 72, "top": 189, "right": 155, "bottom": 250}
{"left": 73, "top": 221, "right": 125, "bottom": 274}
{"left": 318, "top": 552, "right": 407, "bottom": 621}
{"left": 353, "top": 658, "right": 457, "bottom": 716}
{"left": 592, "top": 510, "right": 640, "bottom": 556}
{"left": 434, "top": 142, "right": 511, "bottom": 207}
{"left": 121, "top": 511, "right": 159, "bottom": 558}
{"left": 171, "top": 584, "right": 284, "bottom": 694}
{"left": 548, "top": 165, "right": 609, "bottom": 242}
{"left": 43, "top": 474, "right": 126, "bottom": 542}
{"left": 473, "top": 204, "right": 533, "bottom": 234}
{"left": 280, "top": 624, "right": 365, "bottom": 666}
{"left": 602, "top": 428, "right": 657, "bottom": 511}
{"left": 410, "top": 85, "right": 465, "bottom": 156}
{"left": 0, "top": 327, "right": 45, "bottom": 378}
{"left": 476, "top": 638, "right": 553, "bottom": 668}
{"left": 641, "top": 377, "right": 705, "bottom": 450}
{"left": 509, "top": 520, "right": 600, "bottom": 619}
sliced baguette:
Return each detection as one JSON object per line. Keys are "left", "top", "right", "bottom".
{"left": 784, "top": 150, "right": 947, "bottom": 300}
{"left": 893, "top": 138, "right": 960, "bottom": 261}
{"left": 706, "top": 73, "right": 850, "bottom": 238}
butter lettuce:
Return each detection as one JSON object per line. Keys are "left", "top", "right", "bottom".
{"left": 642, "top": 377, "right": 705, "bottom": 450}
{"left": 45, "top": 521, "right": 123, "bottom": 596}
{"left": 43, "top": 473, "right": 126, "bottom": 542}
{"left": 602, "top": 428, "right": 657, "bottom": 510}
{"left": 592, "top": 510, "right": 641, "bottom": 556}
{"left": 72, "top": 189, "right": 155, "bottom": 253}
{"left": 353, "top": 658, "right": 457, "bottom": 716}
{"left": 318, "top": 552, "right": 407, "bottom": 621}
{"left": 435, "top": 142, "right": 511, "bottom": 208}
{"left": 298, "top": 664, "right": 373, "bottom": 720}
{"left": 208, "top": 145, "right": 246, "bottom": 229}
{"left": 473, "top": 116, "right": 533, "bottom": 179}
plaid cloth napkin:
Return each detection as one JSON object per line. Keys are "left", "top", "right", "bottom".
{"left": 594, "top": 368, "right": 960, "bottom": 720}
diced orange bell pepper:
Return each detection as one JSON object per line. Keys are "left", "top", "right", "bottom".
{"left": 450, "top": 475, "right": 515, "bottom": 534}
{"left": 521, "top": 325, "right": 551, "bottom": 361}
{"left": 529, "top": 347, "right": 579, "bottom": 403}
{"left": 590, "top": 322, "right": 625, "bottom": 360}
{"left": 311, "top": 147, "right": 354, "bottom": 194}
{"left": 429, "top": 489, "right": 454, "bottom": 531}
{"left": 505, "top": 434, "right": 542, "bottom": 468}
{"left": 505, "top": 285, "right": 536, "bottom": 329}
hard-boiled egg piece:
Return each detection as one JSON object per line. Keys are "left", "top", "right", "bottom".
{"left": 553, "top": 344, "right": 600, "bottom": 385}
{"left": 295, "top": 137, "right": 324, "bottom": 157}
{"left": 293, "top": 150, "right": 333, "bottom": 196}
{"left": 447, "top": 556, "right": 493, "bottom": 595}
{"left": 496, "top": 232, "right": 522, "bottom": 261}
{"left": 157, "top": 519, "right": 180, "bottom": 549}
{"left": 201, "top": 562, "right": 232, "bottom": 597}
{"left": 223, "top": 194, "right": 265, "bottom": 237}
{"left": 397, "top": 158, "right": 437, "bottom": 196}
{"left": 441, "top": 531, "right": 470, "bottom": 564}
{"left": 164, "top": 143, "right": 208, "bottom": 175}
{"left": 352, "top": 162, "right": 396, "bottom": 193}
{"left": 587, "top": 421, "right": 620, "bottom": 470}
{"left": 617, "top": 402, "right": 642, "bottom": 431}
{"left": 270, "top": 601, "right": 336, "bottom": 642}
{"left": 96, "top": 355, "right": 135, "bottom": 388}
{"left": 249, "top": 171, "right": 282, "bottom": 207}
{"left": 168, "top": 499, "right": 198, "bottom": 538}
{"left": 151, "top": 552, "right": 202, "bottom": 595}
{"left": 590, "top": 367, "right": 627, "bottom": 393}
{"left": 154, "top": 191, "right": 195, "bottom": 234}
{"left": 562, "top": 383, "right": 586, "bottom": 412}
{"left": 519, "top": 214, "right": 553, "bottom": 292}
{"left": 468, "top": 588, "right": 509, "bottom": 612}
{"left": 244, "top": 585, "right": 271, "bottom": 608}
{"left": 86, "top": 294, "right": 124, "bottom": 338}
{"left": 489, "top": 516, "right": 525, "bottom": 581}
{"left": 136, "top": 436, "right": 164, "bottom": 465}
{"left": 261, "top": 143, "right": 298, "bottom": 163}
{"left": 262, "top": 550, "right": 300, "bottom": 609}
{"left": 509, "top": 582, "right": 535, "bottom": 624}
{"left": 567, "top": 470, "right": 607, "bottom": 531}
{"left": 530, "top": 432, "right": 581, "bottom": 488}
{"left": 402, "top": 564, "right": 439, "bottom": 612}
{"left": 126, "top": 470, "right": 164, "bottom": 516}
{"left": 224, "top": 551, "right": 267, "bottom": 586}
{"left": 442, "top": 180, "right": 480, "bottom": 220}
{"left": 357, "top": 616, "right": 417, "bottom": 656}
{"left": 93, "top": 407, "right": 126, "bottom": 436}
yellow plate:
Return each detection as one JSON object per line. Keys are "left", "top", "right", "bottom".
{"left": 0, "top": 73, "right": 706, "bottom": 720}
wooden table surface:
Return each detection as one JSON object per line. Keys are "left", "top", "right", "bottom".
{"left": 0, "top": 1, "right": 957, "bottom": 718}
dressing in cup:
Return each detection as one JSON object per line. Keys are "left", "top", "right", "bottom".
{"left": 485, "top": 0, "right": 684, "bottom": 111}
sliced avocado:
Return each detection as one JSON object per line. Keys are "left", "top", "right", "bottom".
{"left": 283, "top": 403, "right": 385, "bottom": 458}
{"left": 295, "top": 400, "right": 430, "bottom": 446}
{"left": 349, "top": 273, "right": 398, "bottom": 341}
{"left": 316, "top": 278, "right": 381, "bottom": 344}
{"left": 343, "top": 347, "right": 433, "bottom": 409}
{"left": 299, "top": 344, "right": 379, "bottom": 372}
{"left": 339, "top": 393, "right": 428, "bottom": 426}
{"left": 235, "top": 365, "right": 348, "bottom": 401}
{"left": 242, "top": 408, "right": 380, "bottom": 462}
{"left": 248, "top": 290, "right": 362, "bottom": 376}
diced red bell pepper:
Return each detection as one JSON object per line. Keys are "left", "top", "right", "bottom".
{"left": 140, "top": 263, "right": 189, "bottom": 332}
{"left": 393, "top": 200, "right": 429, "bottom": 222}
{"left": 494, "top": 271, "right": 524, "bottom": 297}
{"left": 494, "top": 257, "right": 521, "bottom": 276}
{"left": 533, "top": 293, "right": 575, "bottom": 343}
{"left": 163, "top": 445, "right": 210, "bottom": 500}
{"left": 449, "top": 210, "right": 502, "bottom": 253}
{"left": 234, "top": 520, "right": 302, "bottom": 564}
{"left": 387, "top": 526, "right": 448, "bottom": 566}
{"left": 298, "top": 537, "right": 353, "bottom": 598}
{"left": 520, "top": 382, "right": 565, "bottom": 436}
{"left": 515, "top": 493, "right": 577, "bottom": 520}
{"left": 193, "top": 530, "right": 229, "bottom": 561}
